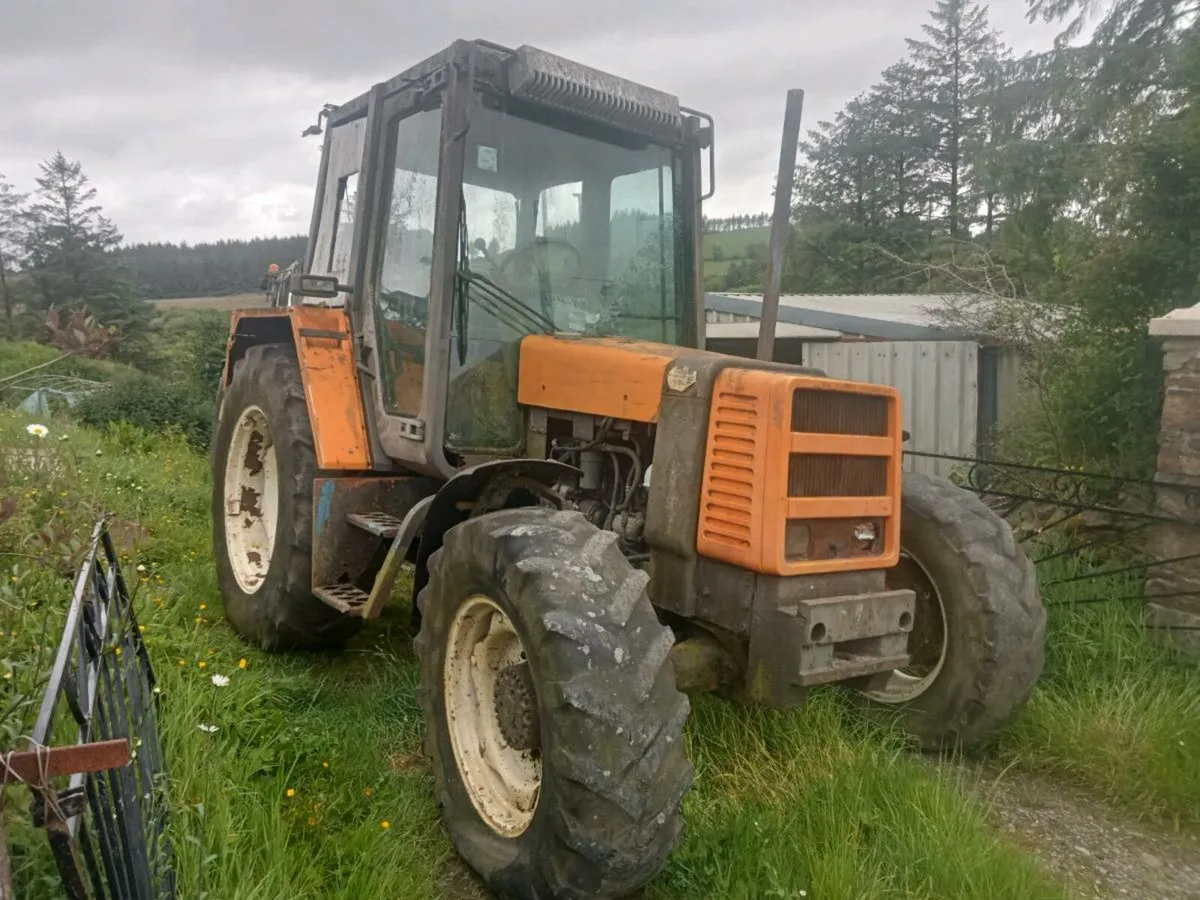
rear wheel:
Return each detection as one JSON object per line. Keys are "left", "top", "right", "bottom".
{"left": 852, "top": 472, "right": 1045, "bottom": 750}
{"left": 211, "top": 343, "right": 361, "bottom": 650}
{"left": 415, "top": 508, "right": 692, "bottom": 899}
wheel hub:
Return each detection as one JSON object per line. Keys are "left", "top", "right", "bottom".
{"left": 494, "top": 664, "right": 539, "bottom": 751}
{"left": 443, "top": 594, "right": 542, "bottom": 837}
{"left": 867, "top": 551, "right": 949, "bottom": 703}
{"left": 222, "top": 405, "right": 278, "bottom": 594}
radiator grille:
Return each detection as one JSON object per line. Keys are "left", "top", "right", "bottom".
{"left": 788, "top": 455, "right": 889, "bottom": 497}
{"left": 699, "top": 391, "right": 760, "bottom": 549}
{"left": 792, "top": 389, "right": 888, "bottom": 436}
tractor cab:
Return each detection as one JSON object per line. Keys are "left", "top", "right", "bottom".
{"left": 292, "top": 40, "right": 709, "bottom": 474}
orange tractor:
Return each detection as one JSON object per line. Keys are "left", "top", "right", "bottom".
{"left": 211, "top": 40, "right": 1044, "bottom": 899}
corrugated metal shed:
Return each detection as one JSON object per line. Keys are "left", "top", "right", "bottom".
{"left": 802, "top": 341, "right": 978, "bottom": 478}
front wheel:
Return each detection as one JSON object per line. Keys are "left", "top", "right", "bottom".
{"left": 415, "top": 508, "right": 692, "bottom": 899}
{"left": 852, "top": 472, "right": 1046, "bottom": 750}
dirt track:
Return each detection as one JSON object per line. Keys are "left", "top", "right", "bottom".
{"left": 944, "top": 762, "right": 1200, "bottom": 899}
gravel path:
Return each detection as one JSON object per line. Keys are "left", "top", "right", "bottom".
{"left": 943, "top": 761, "right": 1200, "bottom": 899}
{"left": 438, "top": 759, "right": 1200, "bottom": 899}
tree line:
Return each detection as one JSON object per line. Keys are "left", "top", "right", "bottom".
{"left": 778, "top": 0, "right": 1199, "bottom": 475}
{"left": 123, "top": 235, "right": 306, "bottom": 299}
{"left": 703, "top": 213, "right": 772, "bottom": 233}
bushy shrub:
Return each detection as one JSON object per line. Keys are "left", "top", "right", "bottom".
{"left": 151, "top": 308, "right": 229, "bottom": 395}
{"left": 74, "top": 373, "right": 214, "bottom": 449}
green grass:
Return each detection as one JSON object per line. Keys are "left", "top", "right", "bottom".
{"left": 996, "top": 546, "right": 1200, "bottom": 829}
{"left": 0, "top": 411, "right": 1072, "bottom": 898}
{"left": 6, "top": 412, "right": 1199, "bottom": 897}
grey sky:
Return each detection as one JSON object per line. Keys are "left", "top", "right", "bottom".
{"left": 0, "top": 1, "right": 1061, "bottom": 246}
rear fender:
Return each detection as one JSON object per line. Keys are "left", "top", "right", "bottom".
{"left": 220, "top": 308, "right": 372, "bottom": 470}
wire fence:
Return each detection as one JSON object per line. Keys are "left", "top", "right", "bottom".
{"left": 908, "top": 451, "right": 1200, "bottom": 629}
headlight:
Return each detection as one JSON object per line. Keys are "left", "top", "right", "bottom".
{"left": 853, "top": 522, "right": 877, "bottom": 543}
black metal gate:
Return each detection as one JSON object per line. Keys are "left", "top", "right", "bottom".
{"left": 3, "top": 518, "right": 175, "bottom": 899}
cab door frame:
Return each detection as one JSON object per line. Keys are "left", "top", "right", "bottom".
{"left": 347, "top": 43, "right": 473, "bottom": 480}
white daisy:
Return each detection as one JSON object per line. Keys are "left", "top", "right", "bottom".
{"left": 197, "top": 724, "right": 219, "bottom": 733}
{"left": 211, "top": 674, "right": 230, "bottom": 687}
{"left": 25, "top": 424, "right": 49, "bottom": 438}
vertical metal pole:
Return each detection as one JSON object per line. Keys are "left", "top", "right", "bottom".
{"left": 757, "top": 88, "right": 805, "bottom": 362}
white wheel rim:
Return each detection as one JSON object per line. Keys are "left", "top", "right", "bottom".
{"left": 444, "top": 594, "right": 541, "bottom": 837}
{"left": 222, "top": 405, "right": 279, "bottom": 594}
{"left": 866, "top": 551, "right": 949, "bottom": 704}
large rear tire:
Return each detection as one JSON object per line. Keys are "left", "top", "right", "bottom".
{"left": 853, "top": 472, "right": 1045, "bottom": 750}
{"left": 415, "top": 508, "right": 692, "bottom": 899}
{"left": 211, "top": 343, "right": 361, "bottom": 650}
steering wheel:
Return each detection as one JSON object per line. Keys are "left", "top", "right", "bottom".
{"left": 497, "top": 237, "right": 583, "bottom": 283}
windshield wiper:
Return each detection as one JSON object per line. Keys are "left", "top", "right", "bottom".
{"left": 455, "top": 269, "right": 557, "bottom": 336}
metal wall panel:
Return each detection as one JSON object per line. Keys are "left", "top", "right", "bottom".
{"left": 802, "top": 341, "right": 978, "bottom": 477}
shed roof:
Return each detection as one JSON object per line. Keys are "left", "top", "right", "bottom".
{"left": 705, "top": 321, "right": 841, "bottom": 340}
{"left": 705, "top": 292, "right": 986, "bottom": 342}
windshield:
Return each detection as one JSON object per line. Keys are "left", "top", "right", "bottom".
{"left": 460, "top": 101, "right": 682, "bottom": 342}
{"left": 445, "top": 97, "right": 686, "bottom": 451}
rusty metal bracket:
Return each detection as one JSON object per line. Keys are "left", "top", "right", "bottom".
{"left": 1, "top": 739, "right": 130, "bottom": 787}
{"left": 362, "top": 494, "right": 434, "bottom": 619}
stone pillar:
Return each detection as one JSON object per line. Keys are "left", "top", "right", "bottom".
{"left": 1147, "top": 307, "right": 1200, "bottom": 658}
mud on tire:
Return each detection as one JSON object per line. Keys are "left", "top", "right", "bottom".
{"left": 211, "top": 343, "right": 361, "bottom": 650}
{"left": 415, "top": 508, "right": 693, "bottom": 899}
{"left": 853, "top": 472, "right": 1046, "bottom": 750}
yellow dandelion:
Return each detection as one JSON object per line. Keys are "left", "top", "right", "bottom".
{"left": 238, "top": 658, "right": 247, "bottom": 670}
{"left": 380, "top": 820, "right": 390, "bottom": 830}
{"left": 114, "top": 647, "right": 122, "bottom": 657}
{"left": 286, "top": 788, "right": 296, "bottom": 798}
{"left": 307, "top": 816, "right": 318, "bottom": 826}
{"left": 322, "top": 761, "right": 329, "bottom": 769}
{"left": 363, "top": 787, "right": 374, "bottom": 797}
{"left": 197, "top": 660, "right": 207, "bottom": 669}
{"left": 179, "top": 659, "right": 187, "bottom": 667}
{"left": 138, "top": 625, "right": 146, "bottom": 633}
{"left": 199, "top": 603, "right": 206, "bottom": 610}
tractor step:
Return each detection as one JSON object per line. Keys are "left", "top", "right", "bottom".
{"left": 346, "top": 511, "right": 403, "bottom": 539}
{"left": 314, "top": 583, "right": 369, "bottom": 616}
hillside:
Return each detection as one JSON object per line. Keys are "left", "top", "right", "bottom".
{"left": 702, "top": 226, "right": 770, "bottom": 289}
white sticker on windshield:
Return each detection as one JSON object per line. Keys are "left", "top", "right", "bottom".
{"left": 477, "top": 145, "right": 498, "bottom": 172}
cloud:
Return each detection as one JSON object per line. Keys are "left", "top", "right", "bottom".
{"left": 0, "top": 1, "right": 1060, "bottom": 244}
